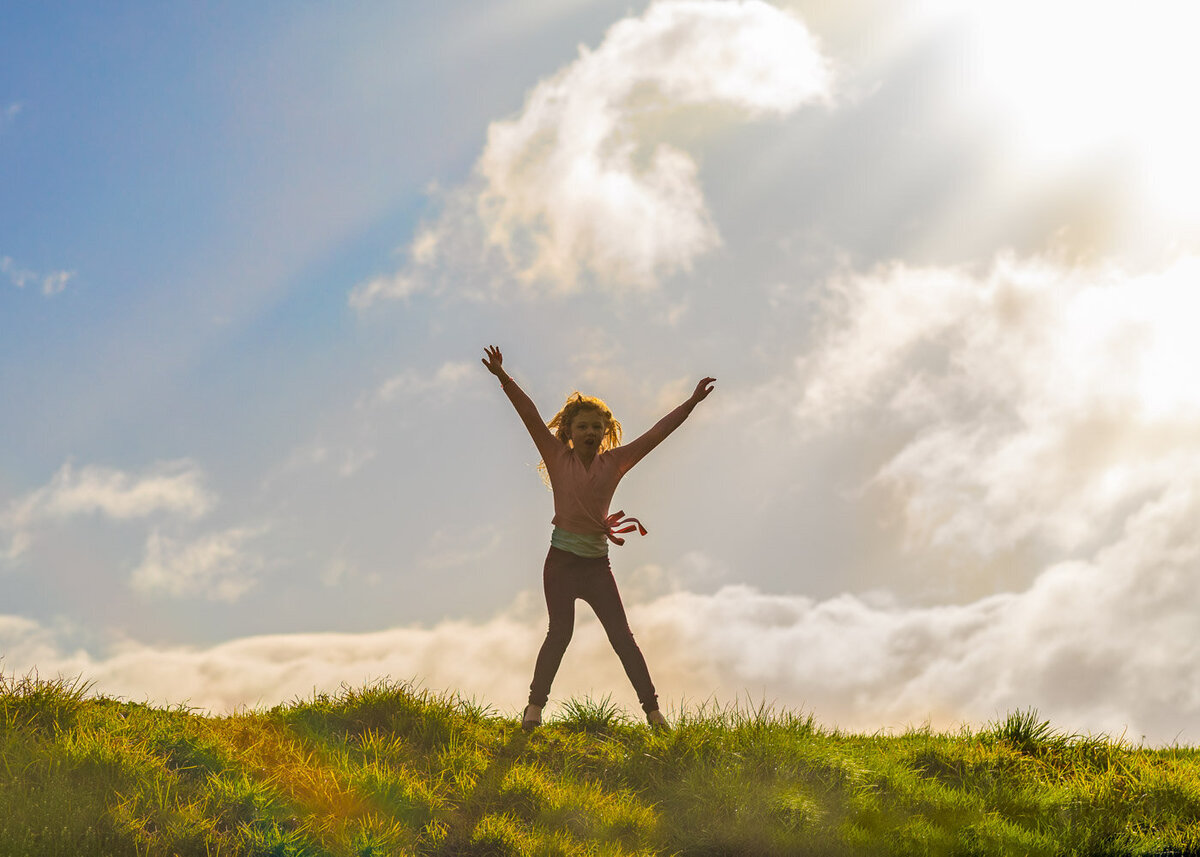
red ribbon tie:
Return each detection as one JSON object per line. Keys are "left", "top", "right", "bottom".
{"left": 604, "top": 510, "right": 648, "bottom": 546}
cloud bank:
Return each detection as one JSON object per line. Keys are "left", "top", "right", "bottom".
{"left": 4, "top": 527, "right": 1197, "bottom": 745}
{"left": 352, "top": 0, "right": 831, "bottom": 305}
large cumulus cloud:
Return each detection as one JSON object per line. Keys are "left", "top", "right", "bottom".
{"left": 351, "top": 0, "right": 831, "bottom": 305}
{"left": 796, "top": 254, "right": 1200, "bottom": 558}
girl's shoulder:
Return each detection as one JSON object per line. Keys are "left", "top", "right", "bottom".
{"left": 596, "top": 446, "right": 633, "bottom": 474}
{"left": 600, "top": 443, "right": 631, "bottom": 462}
{"left": 544, "top": 440, "right": 574, "bottom": 468}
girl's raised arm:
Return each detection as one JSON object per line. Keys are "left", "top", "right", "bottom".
{"left": 616, "top": 377, "right": 715, "bottom": 473}
{"left": 482, "top": 346, "right": 558, "bottom": 458}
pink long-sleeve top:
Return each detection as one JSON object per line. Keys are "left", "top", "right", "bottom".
{"left": 501, "top": 377, "right": 695, "bottom": 543}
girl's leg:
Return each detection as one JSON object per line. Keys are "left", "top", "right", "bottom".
{"left": 528, "top": 548, "right": 579, "bottom": 708}
{"left": 580, "top": 563, "right": 659, "bottom": 714}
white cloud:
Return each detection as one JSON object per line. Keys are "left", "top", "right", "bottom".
{"left": 271, "top": 439, "right": 377, "bottom": 481}
{"left": 479, "top": 0, "right": 830, "bottom": 292}
{"left": 348, "top": 270, "right": 421, "bottom": 309}
{"left": 351, "top": 0, "right": 831, "bottom": 305}
{"left": 368, "top": 360, "right": 475, "bottom": 406}
{"left": 2, "top": 460, "right": 215, "bottom": 561}
{"left": 1, "top": 255, "right": 75, "bottom": 296}
{"left": 658, "top": 480, "right": 1200, "bottom": 744}
{"left": 347, "top": 224, "right": 449, "bottom": 308}
{"left": 130, "top": 527, "right": 264, "bottom": 602}
{"left": 791, "top": 254, "right": 1200, "bottom": 558}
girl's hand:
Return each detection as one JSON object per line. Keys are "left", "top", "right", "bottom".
{"left": 690, "top": 377, "right": 716, "bottom": 404}
{"left": 481, "top": 345, "right": 506, "bottom": 377}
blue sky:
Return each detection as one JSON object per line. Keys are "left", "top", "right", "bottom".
{"left": 5, "top": 0, "right": 1200, "bottom": 743}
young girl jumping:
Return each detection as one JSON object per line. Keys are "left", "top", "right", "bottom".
{"left": 481, "top": 345, "right": 715, "bottom": 730}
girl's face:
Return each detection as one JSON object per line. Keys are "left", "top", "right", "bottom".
{"left": 568, "top": 408, "right": 608, "bottom": 452}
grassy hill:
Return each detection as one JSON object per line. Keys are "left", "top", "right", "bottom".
{"left": 2, "top": 673, "right": 1198, "bottom": 856}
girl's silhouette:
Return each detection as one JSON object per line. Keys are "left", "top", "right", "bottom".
{"left": 482, "top": 345, "right": 715, "bottom": 730}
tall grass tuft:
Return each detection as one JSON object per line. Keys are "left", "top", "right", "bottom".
{"left": 989, "top": 707, "right": 1062, "bottom": 755}
{"left": 0, "top": 671, "right": 90, "bottom": 735}
{"left": 555, "top": 694, "right": 630, "bottom": 734}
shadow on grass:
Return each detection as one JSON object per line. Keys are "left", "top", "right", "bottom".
{"left": 439, "top": 728, "right": 530, "bottom": 854}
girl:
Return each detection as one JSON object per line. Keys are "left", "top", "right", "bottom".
{"left": 481, "top": 345, "right": 715, "bottom": 730}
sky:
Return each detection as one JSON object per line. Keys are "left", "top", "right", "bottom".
{"left": 4, "top": 0, "right": 1200, "bottom": 744}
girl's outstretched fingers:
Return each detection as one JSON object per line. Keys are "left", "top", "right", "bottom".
{"left": 691, "top": 377, "right": 716, "bottom": 403}
{"left": 482, "top": 345, "right": 505, "bottom": 376}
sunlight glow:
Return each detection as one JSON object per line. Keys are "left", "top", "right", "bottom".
{"left": 962, "top": 1, "right": 1200, "bottom": 221}
{"left": 1061, "top": 258, "right": 1200, "bottom": 421}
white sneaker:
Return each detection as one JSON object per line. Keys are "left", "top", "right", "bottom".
{"left": 646, "top": 709, "right": 669, "bottom": 729}
{"left": 522, "top": 703, "right": 542, "bottom": 732}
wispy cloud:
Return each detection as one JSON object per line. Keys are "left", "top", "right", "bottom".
{"left": 0, "top": 102, "right": 20, "bottom": 130}
{"left": 348, "top": 270, "right": 422, "bottom": 309}
{"left": 2, "top": 460, "right": 214, "bottom": 561}
{"left": 351, "top": 0, "right": 831, "bottom": 306}
{"left": 347, "top": 220, "right": 447, "bottom": 308}
{"left": 130, "top": 526, "right": 265, "bottom": 602}
{"left": 367, "top": 361, "right": 475, "bottom": 407}
{"left": 1, "top": 255, "right": 75, "bottom": 296}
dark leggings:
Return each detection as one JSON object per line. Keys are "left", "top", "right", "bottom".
{"left": 528, "top": 546, "right": 659, "bottom": 714}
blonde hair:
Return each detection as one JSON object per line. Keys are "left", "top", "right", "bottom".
{"left": 537, "top": 392, "right": 622, "bottom": 483}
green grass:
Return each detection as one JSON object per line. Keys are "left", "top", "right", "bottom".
{"left": 2, "top": 672, "right": 1199, "bottom": 855}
